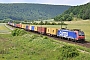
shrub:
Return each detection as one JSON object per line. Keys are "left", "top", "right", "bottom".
{"left": 43, "top": 36, "right": 48, "bottom": 39}
{"left": 59, "top": 45, "right": 79, "bottom": 59}
{"left": 11, "top": 29, "right": 27, "bottom": 36}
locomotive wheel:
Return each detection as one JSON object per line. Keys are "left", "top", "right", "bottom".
{"left": 72, "top": 39, "right": 75, "bottom": 42}
{"left": 76, "top": 40, "right": 80, "bottom": 43}
{"left": 81, "top": 40, "right": 85, "bottom": 44}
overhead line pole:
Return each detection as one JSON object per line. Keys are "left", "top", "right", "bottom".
{"left": 61, "top": 19, "right": 62, "bottom": 29}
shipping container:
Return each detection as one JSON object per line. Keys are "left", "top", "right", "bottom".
{"left": 12, "top": 23, "right": 14, "bottom": 26}
{"left": 50, "top": 28, "right": 58, "bottom": 35}
{"left": 8, "top": 22, "right": 10, "bottom": 24}
{"left": 16, "top": 24, "right": 22, "bottom": 28}
{"left": 34, "top": 26, "right": 37, "bottom": 31}
{"left": 31, "top": 26, "right": 35, "bottom": 31}
{"left": 37, "top": 27, "right": 46, "bottom": 34}
{"left": 14, "top": 24, "right": 16, "bottom": 27}
{"left": 26, "top": 25, "right": 29, "bottom": 30}
{"left": 46, "top": 28, "right": 50, "bottom": 34}
{"left": 28, "top": 25, "right": 31, "bottom": 30}
{"left": 8, "top": 22, "right": 10, "bottom": 25}
{"left": 19, "top": 24, "right": 22, "bottom": 28}
{"left": 15, "top": 24, "right": 18, "bottom": 27}
{"left": 21, "top": 24, "right": 26, "bottom": 29}
{"left": 10, "top": 23, "right": 13, "bottom": 26}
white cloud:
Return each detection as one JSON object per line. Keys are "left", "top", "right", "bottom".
{"left": 34, "top": 0, "right": 90, "bottom": 6}
{"left": 0, "top": 0, "right": 89, "bottom": 6}
{"left": 43, "top": 0, "right": 90, "bottom": 6}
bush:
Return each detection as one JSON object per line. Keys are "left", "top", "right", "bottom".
{"left": 43, "top": 36, "right": 48, "bottom": 39}
{"left": 31, "top": 35, "right": 38, "bottom": 39}
{"left": 60, "top": 45, "right": 79, "bottom": 59}
{"left": 11, "top": 29, "right": 27, "bottom": 36}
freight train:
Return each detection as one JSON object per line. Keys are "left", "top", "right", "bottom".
{"left": 7, "top": 22, "right": 85, "bottom": 42}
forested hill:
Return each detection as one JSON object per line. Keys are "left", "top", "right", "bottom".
{"left": 64, "top": 2, "right": 90, "bottom": 20}
{"left": 0, "top": 3, "right": 70, "bottom": 20}
{"left": 54, "top": 2, "right": 90, "bottom": 21}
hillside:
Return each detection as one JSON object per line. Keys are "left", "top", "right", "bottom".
{"left": 0, "top": 3, "right": 70, "bottom": 20}
{"left": 64, "top": 2, "right": 90, "bottom": 20}
{"left": 54, "top": 2, "right": 90, "bottom": 21}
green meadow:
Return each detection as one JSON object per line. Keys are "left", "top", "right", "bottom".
{"left": 0, "top": 32, "right": 90, "bottom": 60}
{"left": 0, "top": 21, "right": 90, "bottom": 60}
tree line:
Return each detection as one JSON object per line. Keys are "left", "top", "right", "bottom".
{"left": 22, "top": 21, "right": 67, "bottom": 25}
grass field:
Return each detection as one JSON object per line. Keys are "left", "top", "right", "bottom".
{"left": 0, "top": 23, "right": 90, "bottom": 60}
{"left": 0, "top": 23, "right": 10, "bottom": 34}
{"left": 33, "top": 20, "right": 90, "bottom": 41}
{"left": 0, "top": 33, "right": 90, "bottom": 60}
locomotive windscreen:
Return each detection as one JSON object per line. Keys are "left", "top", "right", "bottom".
{"left": 78, "top": 31, "right": 85, "bottom": 36}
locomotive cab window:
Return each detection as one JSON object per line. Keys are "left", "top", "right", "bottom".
{"left": 78, "top": 31, "right": 85, "bottom": 36}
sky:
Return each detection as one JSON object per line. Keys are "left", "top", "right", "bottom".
{"left": 0, "top": 0, "right": 90, "bottom": 6}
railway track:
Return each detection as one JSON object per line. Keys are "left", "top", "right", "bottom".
{"left": 51, "top": 36, "right": 90, "bottom": 48}
{"left": 7, "top": 24, "right": 90, "bottom": 48}
{"left": 31, "top": 31, "right": 90, "bottom": 48}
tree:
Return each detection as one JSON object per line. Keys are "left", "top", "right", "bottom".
{"left": 66, "top": 16, "right": 73, "bottom": 21}
{"left": 39, "top": 21, "right": 44, "bottom": 25}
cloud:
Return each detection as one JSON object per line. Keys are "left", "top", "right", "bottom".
{"left": 62, "top": 0, "right": 90, "bottom": 6}
{"left": 0, "top": 0, "right": 89, "bottom": 6}
{"left": 0, "top": 0, "right": 26, "bottom": 3}
{"left": 32, "top": 0, "right": 90, "bottom": 6}
{"left": 41, "top": 0, "right": 90, "bottom": 6}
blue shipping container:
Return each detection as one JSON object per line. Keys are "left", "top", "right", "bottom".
{"left": 57, "top": 29, "right": 77, "bottom": 39}
{"left": 31, "top": 26, "right": 34, "bottom": 31}
{"left": 26, "top": 25, "right": 29, "bottom": 30}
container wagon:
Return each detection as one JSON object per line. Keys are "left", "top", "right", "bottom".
{"left": 46, "top": 28, "right": 51, "bottom": 35}
{"left": 21, "top": 24, "right": 26, "bottom": 29}
{"left": 31, "top": 26, "right": 35, "bottom": 31}
{"left": 16, "top": 24, "right": 22, "bottom": 28}
{"left": 26, "top": 25, "right": 29, "bottom": 30}
{"left": 37, "top": 27, "right": 46, "bottom": 34}
{"left": 34, "top": 26, "right": 38, "bottom": 32}
{"left": 49, "top": 28, "right": 58, "bottom": 36}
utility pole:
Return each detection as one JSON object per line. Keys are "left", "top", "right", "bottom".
{"left": 61, "top": 20, "right": 62, "bottom": 29}
{"left": 40, "top": 19, "right": 43, "bottom": 34}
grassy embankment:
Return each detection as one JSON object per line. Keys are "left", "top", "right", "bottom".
{"left": 0, "top": 23, "right": 90, "bottom": 60}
